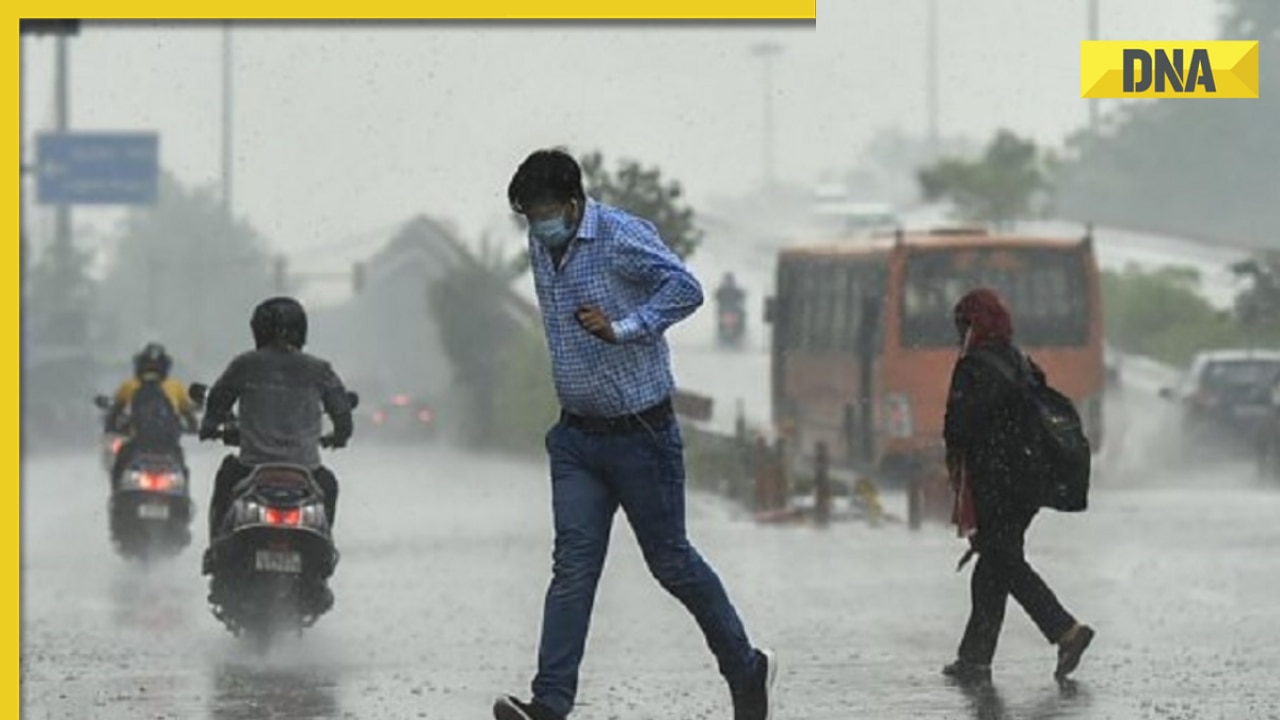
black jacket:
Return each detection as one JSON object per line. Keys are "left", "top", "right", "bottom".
{"left": 944, "top": 342, "right": 1044, "bottom": 523}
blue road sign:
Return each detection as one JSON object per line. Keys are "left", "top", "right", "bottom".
{"left": 36, "top": 132, "right": 159, "bottom": 205}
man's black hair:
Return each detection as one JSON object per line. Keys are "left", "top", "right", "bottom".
{"left": 508, "top": 148, "right": 587, "bottom": 213}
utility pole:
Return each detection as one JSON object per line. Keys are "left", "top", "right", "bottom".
{"left": 192, "top": 22, "right": 235, "bottom": 366}
{"left": 53, "top": 32, "right": 75, "bottom": 348}
{"left": 147, "top": 256, "right": 159, "bottom": 332}
{"left": 274, "top": 255, "right": 288, "bottom": 293}
{"left": 20, "top": 20, "right": 83, "bottom": 447}
{"left": 927, "top": 0, "right": 940, "bottom": 161}
{"left": 222, "top": 21, "right": 234, "bottom": 218}
{"left": 1088, "top": 0, "right": 1099, "bottom": 136}
{"left": 750, "top": 42, "right": 783, "bottom": 192}
{"left": 18, "top": 24, "right": 82, "bottom": 281}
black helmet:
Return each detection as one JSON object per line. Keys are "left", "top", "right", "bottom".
{"left": 251, "top": 296, "right": 308, "bottom": 350}
{"left": 133, "top": 342, "right": 172, "bottom": 379}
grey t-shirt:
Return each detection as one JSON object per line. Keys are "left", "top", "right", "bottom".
{"left": 205, "top": 347, "right": 351, "bottom": 468}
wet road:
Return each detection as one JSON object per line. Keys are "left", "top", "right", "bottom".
{"left": 21, "top": 345, "right": 1280, "bottom": 720}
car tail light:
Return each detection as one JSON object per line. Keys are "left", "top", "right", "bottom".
{"left": 418, "top": 409, "right": 434, "bottom": 423}
{"left": 391, "top": 394, "right": 410, "bottom": 407}
{"left": 372, "top": 410, "right": 386, "bottom": 425}
{"left": 110, "top": 438, "right": 124, "bottom": 454}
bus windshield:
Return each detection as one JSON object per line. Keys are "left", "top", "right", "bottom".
{"left": 778, "top": 258, "right": 886, "bottom": 353}
{"left": 900, "top": 246, "right": 1091, "bottom": 348}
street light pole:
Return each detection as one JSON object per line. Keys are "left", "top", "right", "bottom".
{"left": 52, "top": 32, "right": 78, "bottom": 349}
{"left": 927, "top": 0, "right": 939, "bottom": 161}
{"left": 222, "top": 21, "right": 233, "bottom": 218}
{"left": 750, "top": 42, "right": 782, "bottom": 192}
{"left": 1088, "top": 0, "right": 1100, "bottom": 135}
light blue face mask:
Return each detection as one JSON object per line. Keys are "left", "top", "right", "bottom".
{"left": 529, "top": 212, "right": 576, "bottom": 249}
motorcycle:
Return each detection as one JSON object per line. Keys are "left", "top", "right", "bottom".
{"left": 716, "top": 305, "right": 746, "bottom": 348}
{"left": 92, "top": 395, "right": 195, "bottom": 561}
{"left": 190, "top": 382, "right": 357, "bottom": 651}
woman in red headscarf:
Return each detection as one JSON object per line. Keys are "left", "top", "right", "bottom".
{"left": 942, "top": 288, "right": 1094, "bottom": 684}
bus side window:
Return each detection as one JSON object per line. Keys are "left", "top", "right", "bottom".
{"left": 807, "top": 264, "right": 832, "bottom": 350}
{"left": 832, "top": 265, "right": 848, "bottom": 351}
{"left": 797, "top": 263, "right": 816, "bottom": 350}
{"left": 872, "top": 275, "right": 887, "bottom": 354}
{"left": 846, "top": 267, "right": 877, "bottom": 354}
{"left": 838, "top": 266, "right": 857, "bottom": 352}
{"left": 859, "top": 292, "right": 884, "bottom": 355}
{"left": 783, "top": 264, "right": 803, "bottom": 351}
{"left": 778, "top": 263, "right": 791, "bottom": 349}
{"left": 823, "top": 265, "right": 838, "bottom": 351}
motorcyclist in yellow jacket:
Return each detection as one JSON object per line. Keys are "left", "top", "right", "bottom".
{"left": 105, "top": 343, "right": 198, "bottom": 486}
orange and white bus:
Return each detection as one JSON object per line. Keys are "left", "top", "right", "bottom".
{"left": 765, "top": 227, "right": 1105, "bottom": 518}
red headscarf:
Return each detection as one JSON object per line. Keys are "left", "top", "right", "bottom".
{"left": 954, "top": 287, "right": 1013, "bottom": 353}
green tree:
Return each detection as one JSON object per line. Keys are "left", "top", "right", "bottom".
{"left": 1221, "top": 0, "right": 1280, "bottom": 39}
{"left": 1101, "top": 264, "right": 1268, "bottom": 365}
{"left": 491, "top": 325, "right": 559, "bottom": 455}
{"left": 23, "top": 228, "right": 98, "bottom": 446}
{"left": 427, "top": 235, "right": 531, "bottom": 447}
{"left": 916, "top": 129, "right": 1053, "bottom": 229}
{"left": 843, "top": 127, "right": 980, "bottom": 207}
{"left": 25, "top": 236, "right": 94, "bottom": 352}
{"left": 580, "top": 150, "right": 704, "bottom": 259}
{"left": 1229, "top": 251, "right": 1280, "bottom": 337}
{"left": 1053, "top": 0, "right": 1280, "bottom": 246}
{"left": 99, "top": 171, "right": 276, "bottom": 377}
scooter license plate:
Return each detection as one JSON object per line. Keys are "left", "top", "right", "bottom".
{"left": 255, "top": 549, "right": 302, "bottom": 574}
{"left": 137, "top": 503, "right": 170, "bottom": 520}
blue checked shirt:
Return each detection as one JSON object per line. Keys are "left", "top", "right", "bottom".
{"left": 529, "top": 199, "right": 704, "bottom": 418}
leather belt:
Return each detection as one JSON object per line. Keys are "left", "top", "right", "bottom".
{"left": 560, "top": 398, "right": 674, "bottom": 435}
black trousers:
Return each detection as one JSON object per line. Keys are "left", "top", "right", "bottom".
{"left": 208, "top": 455, "right": 339, "bottom": 539}
{"left": 956, "top": 505, "right": 1076, "bottom": 665}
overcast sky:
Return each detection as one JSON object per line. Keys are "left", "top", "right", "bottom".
{"left": 21, "top": 1, "right": 1224, "bottom": 280}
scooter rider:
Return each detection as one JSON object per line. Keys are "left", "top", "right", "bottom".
{"left": 198, "top": 296, "right": 354, "bottom": 571}
{"left": 105, "top": 342, "right": 198, "bottom": 488}
{"left": 714, "top": 272, "right": 747, "bottom": 343}
{"left": 715, "top": 271, "right": 746, "bottom": 314}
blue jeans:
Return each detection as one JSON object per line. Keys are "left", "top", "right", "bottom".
{"left": 531, "top": 419, "right": 758, "bottom": 717}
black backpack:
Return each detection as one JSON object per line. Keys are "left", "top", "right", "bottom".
{"left": 970, "top": 348, "right": 1091, "bottom": 512}
{"left": 129, "top": 378, "right": 182, "bottom": 448}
